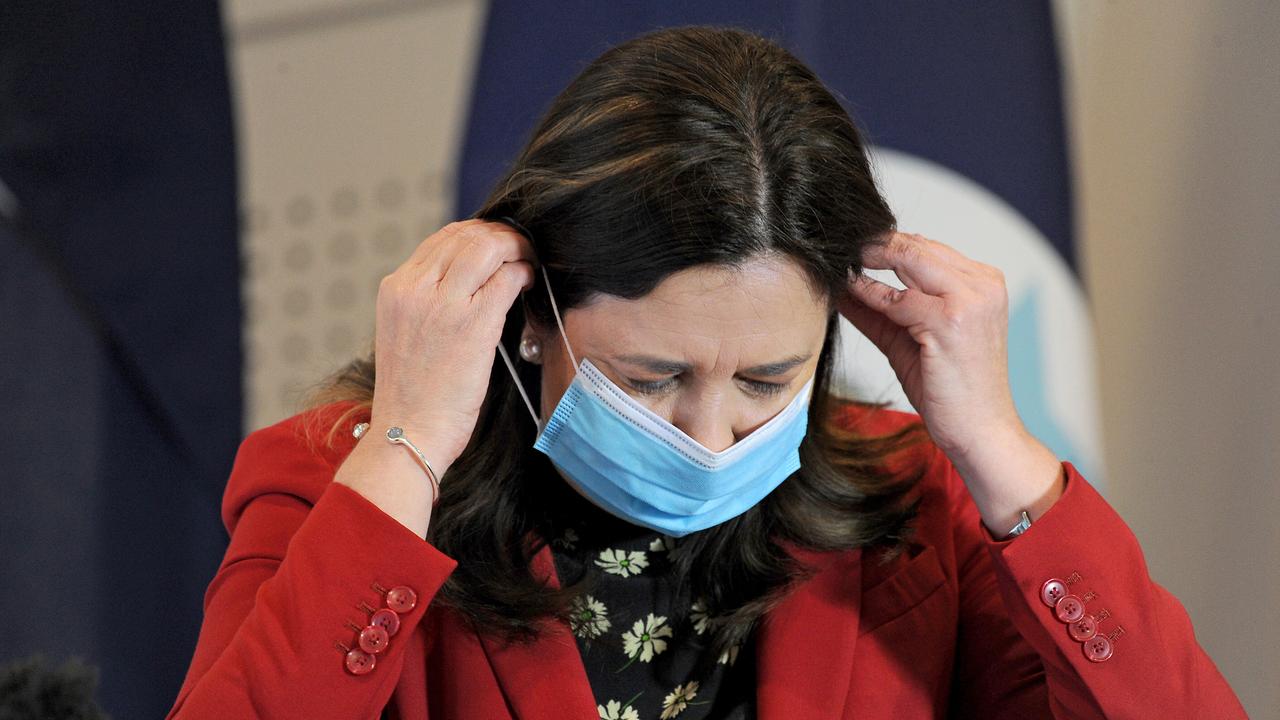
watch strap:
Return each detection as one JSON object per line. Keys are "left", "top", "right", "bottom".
{"left": 1002, "top": 510, "right": 1033, "bottom": 539}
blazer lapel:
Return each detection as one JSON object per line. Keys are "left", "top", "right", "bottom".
{"left": 477, "top": 541, "right": 599, "bottom": 719}
{"left": 756, "top": 543, "right": 863, "bottom": 719}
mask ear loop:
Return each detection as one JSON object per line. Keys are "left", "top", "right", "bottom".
{"left": 540, "top": 264, "right": 578, "bottom": 370}
{"left": 495, "top": 263, "right": 579, "bottom": 431}
{"left": 496, "top": 342, "right": 539, "bottom": 428}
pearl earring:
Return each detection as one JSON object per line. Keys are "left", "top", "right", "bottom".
{"left": 518, "top": 336, "right": 542, "bottom": 363}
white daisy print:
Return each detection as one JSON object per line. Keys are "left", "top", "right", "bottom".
{"left": 595, "top": 548, "right": 649, "bottom": 578}
{"left": 689, "top": 597, "right": 710, "bottom": 635}
{"left": 598, "top": 699, "right": 640, "bottom": 720}
{"left": 568, "top": 594, "right": 611, "bottom": 640}
{"left": 660, "top": 680, "right": 700, "bottom": 718}
{"left": 648, "top": 535, "right": 676, "bottom": 553}
{"left": 622, "top": 613, "right": 674, "bottom": 663}
{"left": 717, "top": 642, "right": 740, "bottom": 666}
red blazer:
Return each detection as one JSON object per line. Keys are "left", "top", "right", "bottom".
{"left": 167, "top": 400, "right": 1246, "bottom": 719}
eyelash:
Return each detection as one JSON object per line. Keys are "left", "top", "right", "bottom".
{"left": 629, "top": 377, "right": 786, "bottom": 397}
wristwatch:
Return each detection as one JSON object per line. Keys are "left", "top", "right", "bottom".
{"left": 1002, "top": 510, "right": 1033, "bottom": 539}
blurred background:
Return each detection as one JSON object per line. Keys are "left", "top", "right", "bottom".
{"left": 1, "top": 1, "right": 1276, "bottom": 718}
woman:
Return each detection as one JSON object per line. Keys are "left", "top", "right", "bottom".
{"left": 168, "top": 25, "right": 1245, "bottom": 719}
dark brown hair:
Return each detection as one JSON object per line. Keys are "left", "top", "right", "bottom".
{"left": 300, "top": 24, "right": 927, "bottom": 664}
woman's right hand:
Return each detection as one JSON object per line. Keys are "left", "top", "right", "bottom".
{"left": 335, "top": 219, "right": 536, "bottom": 536}
{"left": 371, "top": 218, "right": 537, "bottom": 472}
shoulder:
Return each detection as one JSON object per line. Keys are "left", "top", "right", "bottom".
{"left": 220, "top": 400, "right": 369, "bottom": 535}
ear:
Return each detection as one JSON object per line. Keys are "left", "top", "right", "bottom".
{"left": 520, "top": 295, "right": 554, "bottom": 344}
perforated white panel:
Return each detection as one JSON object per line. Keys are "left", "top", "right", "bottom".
{"left": 226, "top": 0, "right": 487, "bottom": 429}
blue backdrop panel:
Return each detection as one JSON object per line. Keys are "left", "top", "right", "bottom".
{"left": 0, "top": 1, "right": 240, "bottom": 717}
{"left": 456, "top": 0, "right": 1073, "bottom": 271}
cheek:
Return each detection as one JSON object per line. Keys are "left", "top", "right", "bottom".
{"left": 537, "top": 348, "right": 577, "bottom": 416}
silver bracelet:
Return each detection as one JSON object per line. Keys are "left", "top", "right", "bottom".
{"left": 352, "top": 422, "right": 440, "bottom": 498}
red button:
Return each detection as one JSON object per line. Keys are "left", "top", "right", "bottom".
{"left": 1083, "top": 634, "right": 1114, "bottom": 662}
{"left": 1055, "top": 594, "right": 1085, "bottom": 623}
{"left": 386, "top": 585, "right": 417, "bottom": 614}
{"left": 1040, "top": 578, "right": 1068, "bottom": 607}
{"left": 370, "top": 608, "right": 401, "bottom": 637}
{"left": 358, "top": 624, "right": 390, "bottom": 654}
{"left": 1068, "top": 614, "right": 1098, "bottom": 641}
{"left": 344, "top": 648, "right": 376, "bottom": 675}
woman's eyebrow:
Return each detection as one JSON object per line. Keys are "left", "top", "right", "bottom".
{"left": 614, "top": 353, "right": 812, "bottom": 376}
{"left": 741, "top": 353, "right": 813, "bottom": 376}
{"left": 615, "top": 354, "right": 691, "bottom": 374}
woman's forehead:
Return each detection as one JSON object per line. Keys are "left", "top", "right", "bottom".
{"left": 567, "top": 255, "right": 828, "bottom": 364}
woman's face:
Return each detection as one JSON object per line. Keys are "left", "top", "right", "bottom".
{"left": 529, "top": 253, "right": 830, "bottom": 453}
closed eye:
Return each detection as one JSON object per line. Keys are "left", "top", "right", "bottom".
{"left": 743, "top": 379, "right": 786, "bottom": 397}
{"left": 627, "top": 377, "right": 676, "bottom": 395}
{"left": 626, "top": 376, "right": 787, "bottom": 397}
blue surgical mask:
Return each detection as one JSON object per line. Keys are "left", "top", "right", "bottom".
{"left": 496, "top": 265, "right": 813, "bottom": 537}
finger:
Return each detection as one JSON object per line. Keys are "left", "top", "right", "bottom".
{"left": 841, "top": 272, "right": 944, "bottom": 330}
{"left": 912, "top": 233, "right": 993, "bottom": 279}
{"left": 474, "top": 259, "right": 536, "bottom": 311}
{"left": 860, "top": 231, "right": 967, "bottom": 296}
{"left": 836, "top": 291, "right": 900, "bottom": 356}
{"left": 405, "top": 218, "right": 489, "bottom": 267}
{"left": 439, "top": 225, "right": 538, "bottom": 297}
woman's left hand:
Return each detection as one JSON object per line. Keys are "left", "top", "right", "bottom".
{"left": 837, "top": 231, "right": 1017, "bottom": 458}
{"left": 837, "top": 231, "right": 1064, "bottom": 534}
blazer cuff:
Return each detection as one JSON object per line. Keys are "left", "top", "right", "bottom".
{"left": 282, "top": 481, "right": 458, "bottom": 685}
{"left": 974, "top": 461, "right": 1216, "bottom": 713}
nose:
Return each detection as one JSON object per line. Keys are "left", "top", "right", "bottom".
{"left": 683, "top": 425, "right": 736, "bottom": 453}
{"left": 675, "top": 411, "right": 739, "bottom": 454}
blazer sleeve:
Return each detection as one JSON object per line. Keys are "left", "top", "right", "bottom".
{"left": 166, "top": 407, "right": 460, "bottom": 720}
{"left": 942, "top": 446, "right": 1247, "bottom": 718}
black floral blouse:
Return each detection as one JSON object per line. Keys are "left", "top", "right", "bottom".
{"left": 537, "top": 456, "right": 756, "bottom": 720}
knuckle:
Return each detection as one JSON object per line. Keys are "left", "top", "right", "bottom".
{"left": 443, "top": 218, "right": 485, "bottom": 231}
{"left": 378, "top": 272, "right": 401, "bottom": 295}
{"left": 508, "top": 259, "right": 533, "bottom": 281}
{"left": 497, "top": 264, "right": 526, "bottom": 293}
{"left": 481, "top": 237, "right": 509, "bottom": 267}
{"left": 410, "top": 235, "right": 431, "bottom": 253}
{"left": 908, "top": 233, "right": 934, "bottom": 252}
{"left": 449, "top": 223, "right": 476, "bottom": 242}
{"left": 455, "top": 231, "right": 484, "bottom": 260}
{"left": 942, "top": 304, "right": 968, "bottom": 330}
{"left": 992, "top": 285, "right": 1009, "bottom": 309}
{"left": 897, "top": 239, "right": 923, "bottom": 263}
{"left": 919, "top": 234, "right": 946, "bottom": 251}
{"left": 983, "top": 273, "right": 1008, "bottom": 301}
